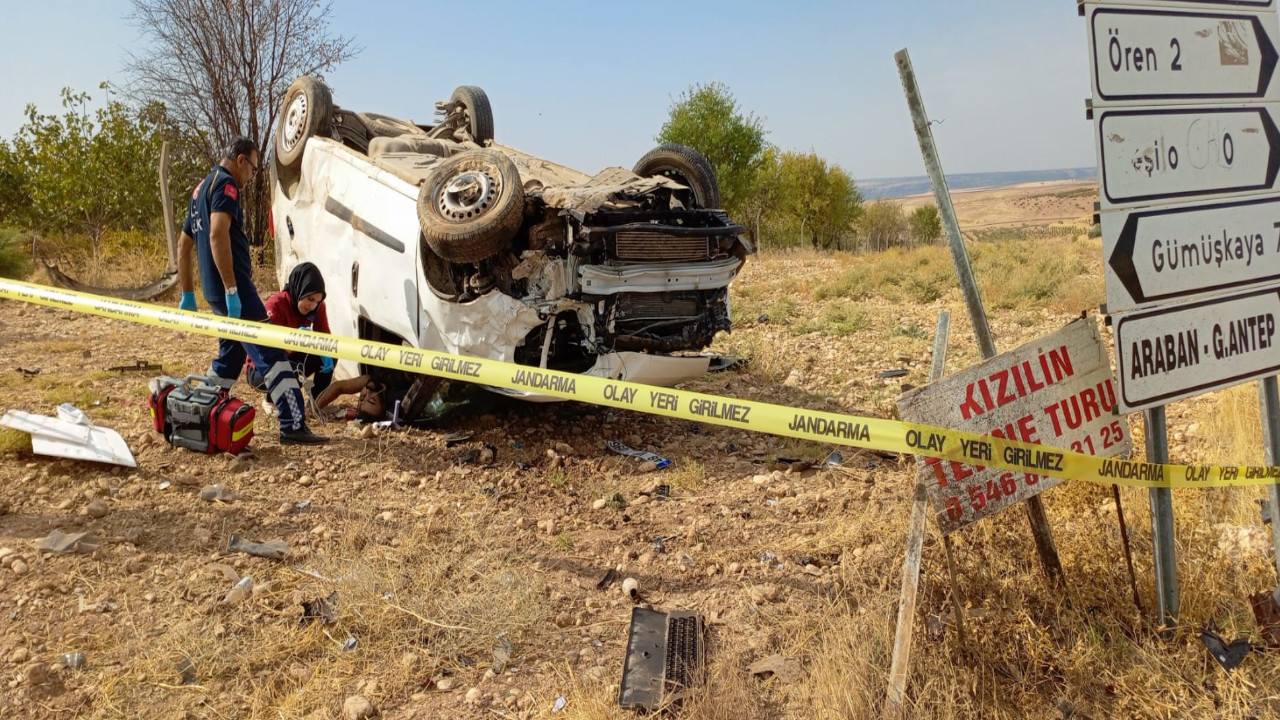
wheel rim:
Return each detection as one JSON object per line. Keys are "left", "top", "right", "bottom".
{"left": 281, "top": 94, "right": 309, "bottom": 153}
{"left": 437, "top": 168, "right": 499, "bottom": 220}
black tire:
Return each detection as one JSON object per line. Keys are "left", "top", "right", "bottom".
{"left": 355, "top": 112, "right": 422, "bottom": 139}
{"left": 276, "top": 76, "right": 333, "bottom": 170}
{"left": 451, "top": 86, "right": 493, "bottom": 144}
{"left": 632, "top": 143, "right": 720, "bottom": 209}
{"left": 416, "top": 149, "right": 523, "bottom": 263}
{"left": 399, "top": 374, "right": 444, "bottom": 422}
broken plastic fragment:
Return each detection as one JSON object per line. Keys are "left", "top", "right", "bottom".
{"left": 299, "top": 591, "right": 338, "bottom": 628}
{"left": 228, "top": 534, "right": 289, "bottom": 560}
{"left": 606, "top": 440, "right": 670, "bottom": 469}
{"left": 1199, "top": 627, "right": 1251, "bottom": 671}
{"left": 36, "top": 529, "right": 99, "bottom": 555}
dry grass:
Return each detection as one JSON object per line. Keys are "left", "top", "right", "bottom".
{"left": 4, "top": 191, "right": 1279, "bottom": 720}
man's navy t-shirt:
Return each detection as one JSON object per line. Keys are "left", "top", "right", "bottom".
{"left": 182, "top": 165, "right": 254, "bottom": 303}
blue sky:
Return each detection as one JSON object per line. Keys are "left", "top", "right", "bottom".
{"left": 0, "top": 1, "right": 1093, "bottom": 180}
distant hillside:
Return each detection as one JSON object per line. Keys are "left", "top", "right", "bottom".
{"left": 860, "top": 167, "right": 1097, "bottom": 200}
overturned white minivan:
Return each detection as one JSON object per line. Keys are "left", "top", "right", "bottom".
{"left": 270, "top": 76, "right": 751, "bottom": 418}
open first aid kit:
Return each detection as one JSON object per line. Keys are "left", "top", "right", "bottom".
{"left": 148, "top": 375, "right": 254, "bottom": 455}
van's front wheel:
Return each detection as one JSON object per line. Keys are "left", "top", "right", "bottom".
{"left": 417, "top": 149, "right": 524, "bottom": 263}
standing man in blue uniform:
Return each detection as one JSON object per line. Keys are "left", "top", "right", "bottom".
{"left": 177, "top": 137, "right": 328, "bottom": 445}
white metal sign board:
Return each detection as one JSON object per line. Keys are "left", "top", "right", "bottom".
{"left": 1113, "top": 285, "right": 1280, "bottom": 411}
{"left": 1087, "top": 0, "right": 1274, "bottom": 8}
{"left": 897, "top": 320, "right": 1130, "bottom": 535}
{"left": 1103, "top": 193, "right": 1280, "bottom": 312}
{"left": 1087, "top": 6, "right": 1280, "bottom": 103}
{"left": 1096, "top": 103, "right": 1280, "bottom": 208}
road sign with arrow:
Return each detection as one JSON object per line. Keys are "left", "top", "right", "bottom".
{"left": 1103, "top": 193, "right": 1280, "bottom": 312}
{"left": 1089, "top": 6, "right": 1280, "bottom": 104}
{"left": 1096, "top": 103, "right": 1280, "bottom": 208}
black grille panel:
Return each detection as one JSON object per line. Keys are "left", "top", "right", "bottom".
{"left": 615, "top": 293, "right": 700, "bottom": 321}
{"left": 614, "top": 231, "right": 711, "bottom": 262}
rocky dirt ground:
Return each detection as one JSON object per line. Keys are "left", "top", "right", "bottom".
{"left": 1, "top": 185, "right": 1279, "bottom": 720}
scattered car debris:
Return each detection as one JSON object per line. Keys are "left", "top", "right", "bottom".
{"left": 619, "top": 607, "right": 705, "bottom": 710}
{"left": 0, "top": 404, "right": 136, "bottom": 467}
{"left": 876, "top": 368, "right": 910, "bottom": 378}
{"left": 199, "top": 484, "right": 239, "bottom": 503}
{"left": 16, "top": 366, "right": 40, "bottom": 376}
{"left": 35, "top": 529, "right": 99, "bottom": 555}
{"left": 228, "top": 534, "right": 290, "bottom": 560}
{"left": 825, "top": 450, "right": 844, "bottom": 467}
{"left": 299, "top": 592, "right": 339, "bottom": 628}
{"left": 342, "top": 636, "right": 359, "bottom": 652}
{"left": 552, "top": 696, "right": 567, "bottom": 713}
{"left": 444, "top": 431, "right": 474, "bottom": 447}
{"left": 108, "top": 360, "right": 164, "bottom": 373}
{"left": 622, "top": 577, "right": 641, "bottom": 602}
{"left": 606, "top": 440, "right": 671, "bottom": 469}
{"left": 223, "top": 577, "right": 254, "bottom": 606}
{"left": 706, "top": 354, "right": 748, "bottom": 372}
{"left": 1250, "top": 592, "right": 1280, "bottom": 647}
{"left": 56, "top": 652, "right": 86, "bottom": 670}
{"left": 747, "top": 654, "right": 804, "bottom": 684}
{"left": 1199, "top": 625, "right": 1251, "bottom": 671}
{"left": 597, "top": 568, "right": 621, "bottom": 591}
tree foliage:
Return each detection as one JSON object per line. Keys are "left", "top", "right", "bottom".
{"left": 125, "top": 0, "right": 359, "bottom": 244}
{"left": 774, "top": 151, "right": 861, "bottom": 250}
{"left": 657, "top": 82, "right": 767, "bottom": 216}
{"left": 908, "top": 204, "right": 942, "bottom": 246}
{"left": 857, "top": 200, "right": 908, "bottom": 252}
{"left": 1, "top": 87, "right": 204, "bottom": 259}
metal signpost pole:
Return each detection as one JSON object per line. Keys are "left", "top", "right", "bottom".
{"left": 1258, "top": 377, "right": 1280, "bottom": 604}
{"left": 895, "top": 48, "right": 1065, "bottom": 585}
{"left": 1145, "top": 406, "right": 1177, "bottom": 628}
{"left": 887, "top": 311, "right": 951, "bottom": 710}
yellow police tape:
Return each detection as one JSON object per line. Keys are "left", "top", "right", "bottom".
{"left": 0, "top": 277, "right": 1275, "bottom": 489}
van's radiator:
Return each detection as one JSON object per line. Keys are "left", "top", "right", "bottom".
{"left": 613, "top": 232, "right": 711, "bottom": 262}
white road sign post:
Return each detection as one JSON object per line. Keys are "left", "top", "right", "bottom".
{"left": 1112, "top": 286, "right": 1280, "bottom": 411}
{"left": 1082, "top": 1, "right": 1280, "bottom": 627}
{"left": 1088, "top": 6, "right": 1280, "bottom": 103}
{"left": 1085, "top": 0, "right": 1274, "bottom": 9}
{"left": 1096, "top": 103, "right": 1280, "bottom": 209}
{"left": 1103, "top": 194, "right": 1280, "bottom": 312}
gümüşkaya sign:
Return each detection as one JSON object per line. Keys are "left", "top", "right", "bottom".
{"left": 1095, "top": 103, "right": 1280, "bottom": 208}
{"left": 1087, "top": 6, "right": 1280, "bottom": 103}
{"left": 897, "top": 320, "right": 1130, "bottom": 535}
{"left": 1102, "top": 193, "right": 1280, "bottom": 312}
{"left": 1111, "top": 285, "right": 1280, "bottom": 411}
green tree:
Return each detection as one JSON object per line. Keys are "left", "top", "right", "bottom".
{"left": 657, "top": 82, "right": 767, "bottom": 216}
{"left": 4, "top": 86, "right": 203, "bottom": 260}
{"left": 908, "top": 204, "right": 942, "bottom": 246}
{"left": 0, "top": 139, "right": 28, "bottom": 226}
{"left": 126, "top": 0, "right": 359, "bottom": 245}
{"left": 857, "top": 200, "right": 908, "bottom": 252}
{"left": 774, "top": 151, "right": 862, "bottom": 250}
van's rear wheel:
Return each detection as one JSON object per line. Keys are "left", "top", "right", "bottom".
{"left": 632, "top": 143, "right": 720, "bottom": 209}
{"left": 276, "top": 76, "right": 333, "bottom": 170}
{"left": 417, "top": 149, "right": 524, "bottom": 263}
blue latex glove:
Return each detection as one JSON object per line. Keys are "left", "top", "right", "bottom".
{"left": 320, "top": 356, "right": 335, "bottom": 373}
{"left": 179, "top": 291, "right": 197, "bottom": 312}
{"left": 225, "top": 290, "right": 242, "bottom": 319}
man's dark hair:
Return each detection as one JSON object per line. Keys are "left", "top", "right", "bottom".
{"left": 222, "top": 137, "right": 258, "bottom": 162}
